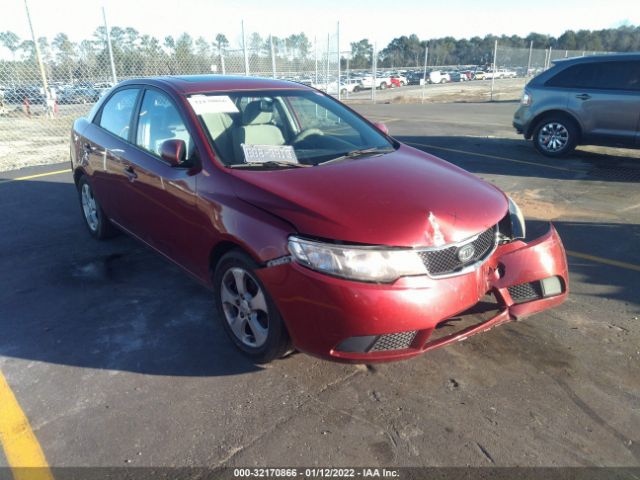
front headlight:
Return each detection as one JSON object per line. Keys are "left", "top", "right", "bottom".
{"left": 508, "top": 196, "right": 526, "bottom": 240}
{"left": 287, "top": 236, "right": 427, "bottom": 283}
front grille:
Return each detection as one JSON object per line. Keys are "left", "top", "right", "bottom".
{"left": 418, "top": 226, "right": 497, "bottom": 277}
{"left": 508, "top": 281, "right": 543, "bottom": 303}
{"left": 369, "top": 331, "right": 417, "bottom": 352}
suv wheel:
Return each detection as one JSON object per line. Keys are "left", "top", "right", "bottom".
{"left": 213, "top": 251, "right": 292, "bottom": 363}
{"left": 533, "top": 116, "right": 578, "bottom": 157}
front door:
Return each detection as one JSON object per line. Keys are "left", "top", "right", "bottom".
{"left": 122, "top": 88, "right": 209, "bottom": 276}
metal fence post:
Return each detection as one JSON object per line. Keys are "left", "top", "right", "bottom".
{"left": 490, "top": 39, "right": 497, "bottom": 101}
{"left": 325, "top": 33, "right": 330, "bottom": 92}
{"left": 102, "top": 6, "right": 117, "bottom": 84}
{"left": 421, "top": 45, "right": 428, "bottom": 103}
{"left": 242, "top": 20, "right": 249, "bottom": 76}
{"left": 220, "top": 48, "right": 226, "bottom": 75}
{"left": 526, "top": 40, "right": 533, "bottom": 76}
{"left": 314, "top": 36, "right": 318, "bottom": 85}
{"left": 23, "top": 0, "right": 51, "bottom": 116}
{"left": 372, "top": 42, "right": 377, "bottom": 104}
{"left": 547, "top": 47, "right": 553, "bottom": 69}
{"left": 270, "top": 35, "right": 276, "bottom": 79}
{"left": 336, "top": 22, "right": 340, "bottom": 100}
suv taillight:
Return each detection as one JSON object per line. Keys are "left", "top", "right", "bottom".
{"left": 521, "top": 90, "right": 532, "bottom": 106}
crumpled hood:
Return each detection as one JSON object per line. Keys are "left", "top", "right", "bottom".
{"left": 230, "top": 144, "right": 508, "bottom": 247}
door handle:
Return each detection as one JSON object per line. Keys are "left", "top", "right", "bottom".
{"left": 576, "top": 93, "right": 591, "bottom": 100}
{"left": 124, "top": 165, "right": 138, "bottom": 181}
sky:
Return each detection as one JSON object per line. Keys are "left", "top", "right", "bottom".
{"left": 1, "top": 0, "right": 639, "bottom": 56}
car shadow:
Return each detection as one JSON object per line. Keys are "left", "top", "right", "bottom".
{"left": 395, "top": 135, "right": 640, "bottom": 182}
{"left": 0, "top": 177, "right": 262, "bottom": 377}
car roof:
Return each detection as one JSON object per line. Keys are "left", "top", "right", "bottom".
{"left": 117, "top": 75, "right": 311, "bottom": 95}
{"left": 553, "top": 52, "right": 640, "bottom": 65}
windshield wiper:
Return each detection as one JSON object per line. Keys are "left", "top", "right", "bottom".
{"left": 228, "top": 161, "right": 311, "bottom": 169}
{"left": 319, "top": 147, "right": 395, "bottom": 166}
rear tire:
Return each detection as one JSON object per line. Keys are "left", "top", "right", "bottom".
{"left": 77, "top": 175, "right": 116, "bottom": 240}
{"left": 379, "top": 82, "right": 387, "bottom": 90}
{"left": 213, "top": 250, "right": 292, "bottom": 363}
{"left": 532, "top": 115, "right": 579, "bottom": 157}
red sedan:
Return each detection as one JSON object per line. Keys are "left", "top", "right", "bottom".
{"left": 71, "top": 76, "right": 568, "bottom": 363}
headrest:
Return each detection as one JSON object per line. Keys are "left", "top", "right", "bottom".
{"left": 242, "top": 100, "right": 274, "bottom": 125}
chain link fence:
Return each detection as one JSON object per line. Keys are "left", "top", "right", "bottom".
{"left": 0, "top": 13, "right": 618, "bottom": 171}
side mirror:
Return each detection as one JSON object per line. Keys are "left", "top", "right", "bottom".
{"left": 373, "top": 122, "right": 389, "bottom": 135}
{"left": 159, "top": 139, "right": 186, "bottom": 166}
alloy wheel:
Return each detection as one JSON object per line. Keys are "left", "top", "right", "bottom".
{"left": 538, "top": 122, "right": 569, "bottom": 152}
{"left": 81, "top": 183, "right": 99, "bottom": 232}
{"left": 220, "top": 267, "right": 269, "bottom": 348}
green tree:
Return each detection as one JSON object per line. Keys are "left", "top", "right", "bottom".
{"left": 0, "top": 31, "right": 21, "bottom": 60}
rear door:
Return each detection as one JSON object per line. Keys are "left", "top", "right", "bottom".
{"left": 81, "top": 87, "right": 141, "bottom": 223}
{"left": 557, "top": 61, "right": 640, "bottom": 146}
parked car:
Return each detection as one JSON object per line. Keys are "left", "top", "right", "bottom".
{"left": 71, "top": 75, "right": 569, "bottom": 363}
{"left": 498, "top": 68, "right": 518, "bottom": 78}
{"left": 390, "top": 74, "right": 408, "bottom": 86}
{"left": 406, "top": 71, "right": 428, "bottom": 85}
{"left": 389, "top": 77, "right": 402, "bottom": 88}
{"left": 447, "top": 71, "right": 467, "bottom": 82}
{"left": 360, "top": 75, "right": 392, "bottom": 90}
{"left": 341, "top": 78, "right": 363, "bottom": 93}
{"left": 459, "top": 70, "right": 474, "bottom": 81}
{"left": 59, "top": 87, "right": 100, "bottom": 104}
{"left": 472, "top": 69, "right": 487, "bottom": 80}
{"left": 513, "top": 54, "right": 640, "bottom": 157}
{"left": 3, "top": 86, "right": 45, "bottom": 104}
{"left": 428, "top": 70, "right": 450, "bottom": 84}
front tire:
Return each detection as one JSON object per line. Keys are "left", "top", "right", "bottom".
{"left": 77, "top": 175, "right": 116, "bottom": 239}
{"left": 213, "top": 251, "right": 292, "bottom": 363}
{"left": 532, "top": 116, "right": 578, "bottom": 157}
{"left": 379, "top": 82, "right": 387, "bottom": 90}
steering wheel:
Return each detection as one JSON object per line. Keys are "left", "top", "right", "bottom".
{"left": 292, "top": 128, "right": 324, "bottom": 144}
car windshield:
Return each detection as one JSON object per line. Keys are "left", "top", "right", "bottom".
{"left": 189, "top": 89, "right": 395, "bottom": 168}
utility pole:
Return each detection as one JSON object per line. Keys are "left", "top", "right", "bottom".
{"left": 102, "top": 6, "right": 117, "bottom": 84}
{"left": 526, "top": 40, "right": 533, "bottom": 76}
{"left": 24, "top": 0, "right": 51, "bottom": 116}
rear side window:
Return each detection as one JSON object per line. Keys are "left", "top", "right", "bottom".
{"left": 98, "top": 88, "right": 140, "bottom": 139}
{"left": 547, "top": 61, "right": 640, "bottom": 91}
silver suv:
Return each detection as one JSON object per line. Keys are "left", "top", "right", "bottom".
{"left": 513, "top": 54, "right": 640, "bottom": 157}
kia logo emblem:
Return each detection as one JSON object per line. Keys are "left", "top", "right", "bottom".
{"left": 457, "top": 244, "right": 475, "bottom": 262}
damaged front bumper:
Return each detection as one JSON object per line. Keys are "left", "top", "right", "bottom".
{"left": 257, "top": 224, "right": 568, "bottom": 363}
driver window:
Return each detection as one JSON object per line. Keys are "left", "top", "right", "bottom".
{"left": 136, "top": 89, "right": 194, "bottom": 160}
{"left": 98, "top": 88, "right": 139, "bottom": 140}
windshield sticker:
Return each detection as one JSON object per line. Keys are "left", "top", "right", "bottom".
{"left": 241, "top": 144, "right": 299, "bottom": 164}
{"left": 188, "top": 95, "right": 239, "bottom": 114}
